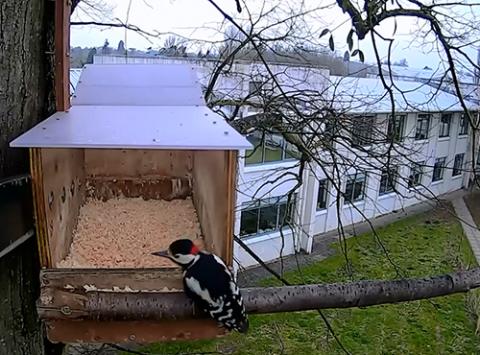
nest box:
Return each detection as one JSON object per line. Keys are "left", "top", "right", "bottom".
{"left": 10, "top": 64, "right": 251, "bottom": 343}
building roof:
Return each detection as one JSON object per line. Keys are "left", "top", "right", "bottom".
{"left": 72, "top": 64, "right": 205, "bottom": 106}
{"left": 381, "top": 64, "right": 476, "bottom": 84}
{"left": 329, "top": 76, "right": 478, "bottom": 114}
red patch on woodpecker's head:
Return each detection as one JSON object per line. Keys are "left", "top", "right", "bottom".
{"left": 191, "top": 245, "right": 200, "bottom": 255}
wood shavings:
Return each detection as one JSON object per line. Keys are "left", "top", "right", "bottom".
{"left": 57, "top": 197, "right": 203, "bottom": 268}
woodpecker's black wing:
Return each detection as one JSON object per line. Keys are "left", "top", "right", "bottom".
{"left": 183, "top": 252, "right": 248, "bottom": 332}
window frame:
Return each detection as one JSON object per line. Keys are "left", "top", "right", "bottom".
{"left": 239, "top": 196, "right": 295, "bottom": 238}
{"left": 387, "top": 114, "right": 406, "bottom": 142}
{"left": 248, "top": 80, "right": 264, "bottom": 96}
{"left": 415, "top": 113, "right": 431, "bottom": 140}
{"left": 244, "top": 131, "right": 300, "bottom": 166}
{"left": 379, "top": 167, "right": 398, "bottom": 196}
{"left": 408, "top": 161, "right": 424, "bottom": 188}
{"left": 351, "top": 115, "right": 376, "bottom": 147}
{"left": 452, "top": 153, "right": 465, "bottom": 177}
{"left": 344, "top": 172, "right": 367, "bottom": 205}
{"left": 316, "top": 179, "right": 329, "bottom": 210}
{"left": 439, "top": 113, "right": 451, "bottom": 138}
{"left": 459, "top": 113, "right": 469, "bottom": 136}
{"left": 432, "top": 157, "right": 446, "bottom": 182}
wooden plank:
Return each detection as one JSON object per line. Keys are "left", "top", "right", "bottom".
{"left": 40, "top": 268, "right": 183, "bottom": 291}
{"left": 30, "top": 148, "right": 51, "bottom": 267}
{"left": 86, "top": 176, "right": 191, "bottom": 201}
{"left": 45, "top": 319, "right": 226, "bottom": 343}
{"left": 55, "top": 0, "right": 70, "bottom": 111}
{"left": 192, "top": 150, "right": 235, "bottom": 265}
{"left": 84, "top": 149, "right": 193, "bottom": 178}
{"left": 41, "top": 148, "right": 85, "bottom": 266}
{"left": 225, "top": 150, "right": 237, "bottom": 264}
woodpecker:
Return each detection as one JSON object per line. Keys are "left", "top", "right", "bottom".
{"left": 152, "top": 239, "right": 249, "bottom": 333}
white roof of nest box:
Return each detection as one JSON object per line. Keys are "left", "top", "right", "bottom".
{"left": 10, "top": 64, "right": 252, "bottom": 150}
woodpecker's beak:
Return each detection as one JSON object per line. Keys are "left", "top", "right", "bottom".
{"left": 151, "top": 250, "right": 169, "bottom": 258}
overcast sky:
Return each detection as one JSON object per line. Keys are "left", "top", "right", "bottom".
{"left": 71, "top": 0, "right": 476, "bottom": 70}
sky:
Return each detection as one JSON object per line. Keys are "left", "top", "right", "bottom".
{"left": 70, "top": 0, "right": 478, "bottom": 70}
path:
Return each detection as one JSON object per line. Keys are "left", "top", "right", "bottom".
{"left": 452, "top": 197, "right": 480, "bottom": 264}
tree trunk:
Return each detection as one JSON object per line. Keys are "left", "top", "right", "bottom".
{"left": 0, "top": 0, "right": 56, "bottom": 354}
{"left": 0, "top": 0, "right": 55, "bottom": 176}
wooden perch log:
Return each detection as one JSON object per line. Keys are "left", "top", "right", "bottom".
{"left": 38, "top": 267, "right": 480, "bottom": 321}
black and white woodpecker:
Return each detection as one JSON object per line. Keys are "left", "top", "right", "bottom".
{"left": 152, "top": 239, "right": 249, "bottom": 333}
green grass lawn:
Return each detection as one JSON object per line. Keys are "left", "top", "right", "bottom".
{"left": 138, "top": 209, "right": 480, "bottom": 355}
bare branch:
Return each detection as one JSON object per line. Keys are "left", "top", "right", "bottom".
{"left": 39, "top": 267, "right": 480, "bottom": 321}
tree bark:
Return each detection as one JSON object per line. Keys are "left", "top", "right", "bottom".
{"left": 0, "top": 0, "right": 55, "bottom": 178}
{"left": 39, "top": 267, "right": 480, "bottom": 321}
{"left": 0, "top": 0, "right": 56, "bottom": 354}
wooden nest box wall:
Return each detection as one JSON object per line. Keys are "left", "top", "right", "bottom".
{"left": 10, "top": 64, "right": 251, "bottom": 343}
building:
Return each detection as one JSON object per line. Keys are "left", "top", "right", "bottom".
{"left": 71, "top": 56, "right": 479, "bottom": 269}
{"left": 234, "top": 75, "right": 478, "bottom": 267}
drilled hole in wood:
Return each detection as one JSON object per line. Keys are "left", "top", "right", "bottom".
{"left": 48, "top": 191, "right": 54, "bottom": 209}
{"left": 61, "top": 187, "right": 66, "bottom": 203}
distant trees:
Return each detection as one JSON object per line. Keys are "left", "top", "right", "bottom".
{"left": 86, "top": 47, "right": 96, "bottom": 64}
{"left": 394, "top": 58, "right": 409, "bottom": 67}
{"left": 117, "top": 40, "right": 126, "bottom": 54}
{"left": 101, "top": 38, "right": 112, "bottom": 55}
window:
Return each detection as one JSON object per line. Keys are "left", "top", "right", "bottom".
{"left": 248, "top": 80, "right": 263, "bottom": 95}
{"left": 263, "top": 134, "right": 283, "bottom": 162}
{"left": 239, "top": 196, "right": 295, "bottom": 237}
{"left": 344, "top": 172, "right": 366, "bottom": 204}
{"left": 317, "top": 179, "right": 328, "bottom": 210}
{"left": 452, "top": 153, "right": 465, "bottom": 176}
{"left": 245, "top": 131, "right": 263, "bottom": 165}
{"left": 459, "top": 114, "right": 469, "bottom": 136}
{"left": 351, "top": 115, "right": 375, "bottom": 146}
{"left": 415, "top": 114, "right": 430, "bottom": 140}
{"left": 387, "top": 115, "right": 406, "bottom": 142}
{"left": 323, "top": 119, "right": 338, "bottom": 144}
{"left": 245, "top": 131, "right": 300, "bottom": 165}
{"left": 379, "top": 167, "right": 397, "bottom": 196}
{"left": 408, "top": 161, "right": 424, "bottom": 188}
{"left": 439, "top": 113, "right": 451, "bottom": 138}
{"left": 432, "top": 157, "right": 446, "bottom": 182}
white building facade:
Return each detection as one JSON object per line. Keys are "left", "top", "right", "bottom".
{"left": 81, "top": 56, "right": 479, "bottom": 269}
